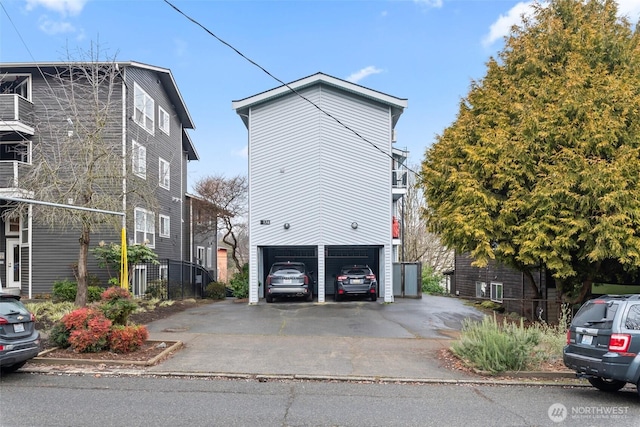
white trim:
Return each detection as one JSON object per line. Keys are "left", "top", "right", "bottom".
{"left": 134, "top": 207, "right": 155, "bottom": 247}
{"left": 490, "top": 282, "right": 503, "bottom": 303}
{"left": 133, "top": 82, "right": 155, "bottom": 135}
{"left": 159, "top": 214, "right": 170, "bottom": 238}
{"left": 159, "top": 157, "right": 170, "bottom": 190}
{"left": 159, "top": 106, "right": 170, "bottom": 135}
{"left": 132, "top": 140, "right": 146, "bottom": 179}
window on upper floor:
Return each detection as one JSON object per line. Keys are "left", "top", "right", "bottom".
{"left": 159, "top": 158, "right": 170, "bottom": 190}
{"left": 0, "top": 141, "right": 30, "bottom": 163}
{"left": 134, "top": 207, "right": 155, "bottom": 247}
{"left": 134, "top": 83, "right": 154, "bottom": 134}
{"left": 159, "top": 106, "right": 170, "bottom": 135}
{"left": 132, "top": 140, "right": 146, "bottom": 179}
{"left": 0, "top": 74, "right": 31, "bottom": 100}
{"left": 159, "top": 214, "right": 170, "bottom": 238}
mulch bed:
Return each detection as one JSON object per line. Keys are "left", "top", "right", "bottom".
{"left": 33, "top": 299, "right": 213, "bottom": 364}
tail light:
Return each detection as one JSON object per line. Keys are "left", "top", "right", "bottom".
{"left": 304, "top": 275, "right": 309, "bottom": 285}
{"left": 609, "top": 334, "right": 631, "bottom": 352}
{"left": 30, "top": 313, "right": 36, "bottom": 322}
{"left": 0, "top": 317, "right": 7, "bottom": 325}
{"left": 266, "top": 275, "right": 272, "bottom": 285}
{"left": 566, "top": 329, "right": 571, "bottom": 345}
{"left": 337, "top": 275, "right": 347, "bottom": 282}
{"left": 366, "top": 274, "right": 376, "bottom": 280}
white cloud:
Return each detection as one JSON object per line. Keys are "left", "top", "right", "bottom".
{"left": 346, "top": 66, "right": 384, "bottom": 84}
{"left": 483, "top": 0, "right": 640, "bottom": 48}
{"left": 25, "top": 0, "right": 88, "bottom": 16}
{"left": 482, "top": 1, "right": 535, "bottom": 48}
{"left": 413, "top": 0, "right": 443, "bottom": 9}
{"left": 38, "top": 15, "right": 75, "bottom": 35}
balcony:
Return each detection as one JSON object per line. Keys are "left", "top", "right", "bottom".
{"left": 0, "top": 160, "right": 31, "bottom": 191}
{"left": 0, "top": 94, "right": 35, "bottom": 135}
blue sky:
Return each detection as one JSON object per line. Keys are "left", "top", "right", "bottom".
{"left": 1, "top": 0, "right": 639, "bottom": 189}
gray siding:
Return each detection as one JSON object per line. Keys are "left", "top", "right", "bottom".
{"left": 125, "top": 67, "right": 186, "bottom": 261}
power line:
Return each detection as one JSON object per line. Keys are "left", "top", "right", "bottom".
{"left": 162, "top": 0, "right": 420, "bottom": 178}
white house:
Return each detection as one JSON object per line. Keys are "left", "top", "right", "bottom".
{"left": 232, "top": 72, "right": 408, "bottom": 304}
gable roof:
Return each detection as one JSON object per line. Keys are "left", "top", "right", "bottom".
{"left": 231, "top": 72, "right": 408, "bottom": 129}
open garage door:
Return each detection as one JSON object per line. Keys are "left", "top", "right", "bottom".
{"left": 261, "top": 246, "right": 318, "bottom": 296}
{"left": 325, "top": 246, "right": 380, "bottom": 296}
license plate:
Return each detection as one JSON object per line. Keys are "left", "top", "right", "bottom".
{"left": 14, "top": 323, "right": 25, "bottom": 333}
{"left": 283, "top": 279, "right": 292, "bottom": 284}
{"left": 351, "top": 279, "right": 363, "bottom": 284}
{"left": 581, "top": 334, "right": 593, "bottom": 345}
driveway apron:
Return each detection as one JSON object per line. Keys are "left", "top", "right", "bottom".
{"left": 145, "top": 295, "right": 484, "bottom": 380}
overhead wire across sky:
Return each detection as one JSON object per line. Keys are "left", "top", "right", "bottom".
{"left": 162, "top": 0, "right": 421, "bottom": 179}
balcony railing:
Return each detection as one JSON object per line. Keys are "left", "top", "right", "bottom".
{"left": 392, "top": 169, "right": 407, "bottom": 189}
{"left": 0, "top": 94, "right": 35, "bottom": 134}
{"left": 0, "top": 161, "right": 31, "bottom": 189}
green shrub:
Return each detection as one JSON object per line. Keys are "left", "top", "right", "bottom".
{"left": 49, "top": 321, "right": 71, "bottom": 349}
{"left": 451, "top": 315, "right": 541, "bottom": 374}
{"left": 145, "top": 280, "right": 168, "bottom": 300}
{"left": 205, "top": 281, "right": 227, "bottom": 300}
{"left": 422, "top": 267, "right": 445, "bottom": 294}
{"left": 228, "top": 264, "right": 249, "bottom": 299}
{"left": 51, "top": 279, "right": 103, "bottom": 303}
{"left": 98, "top": 287, "right": 138, "bottom": 326}
{"left": 24, "top": 300, "right": 75, "bottom": 325}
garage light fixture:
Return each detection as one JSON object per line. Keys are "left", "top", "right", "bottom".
{"left": 351, "top": 222, "right": 358, "bottom": 229}
{"left": 284, "top": 223, "right": 290, "bottom": 230}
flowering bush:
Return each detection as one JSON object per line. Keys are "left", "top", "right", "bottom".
{"left": 101, "top": 286, "right": 132, "bottom": 302}
{"left": 61, "top": 308, "right": 112, "bottom": 353}
{"left": 108, "top": 325, "right": 149, "bottom": 353}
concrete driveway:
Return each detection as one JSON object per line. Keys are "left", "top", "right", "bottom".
{"left": 146, "top": 295, "right": 485, "bottom": 380}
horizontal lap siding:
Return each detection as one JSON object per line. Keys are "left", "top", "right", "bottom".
{"left": 125, "top": 67, "right": 186, "bottom": 261}
{"left": 318, "top": 86, "right": 391, "bottom": 245}
{"left": 250, "top": 88, "right": 322, "bottom": 246}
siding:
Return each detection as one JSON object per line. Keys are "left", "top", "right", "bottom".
{"left": 249, "top": 85, "right": 392, "bottom": 246}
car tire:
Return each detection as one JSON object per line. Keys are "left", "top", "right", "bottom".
{"left": 0, "top": 361, "right": 27, "bottom": 374}
{"left": 266, "top": 294, "right": 273, "bottom": 303}
{"left": 370, "top": 293, "right": 377, "bottom": 302}
{"left": 334, "top": 292, "right": 340, "bottom": 302}
{"left": 587, "top": 377, "right": 626, "bottom": 392}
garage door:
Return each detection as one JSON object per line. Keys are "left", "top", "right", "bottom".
{"left": 325, "top": 246, "right": 380, "bottom": 295}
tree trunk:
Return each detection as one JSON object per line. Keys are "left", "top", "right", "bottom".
{"left": 74, "top": 225, "right": 90, "bottom": 307}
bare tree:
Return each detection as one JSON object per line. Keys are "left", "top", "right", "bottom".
{"left": 401, "top": 166, "right": 454, "bottom": 272}
{"left": 15, "top": 45, "right": 155, "bottom": 306}
{"left": 192, "top": 174, "right": 248, "bottom": 272}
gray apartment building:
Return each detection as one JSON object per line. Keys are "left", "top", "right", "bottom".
{"left": 0, "top": 61, "right": 211, "bottom": 298}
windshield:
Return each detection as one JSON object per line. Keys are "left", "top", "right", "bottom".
{"left": 271, "top": 264, "right": 305, "bottom": 274}
{"left": 0, "top": 298, "right": 30, "bottom": 316}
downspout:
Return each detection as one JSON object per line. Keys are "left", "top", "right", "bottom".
{"left": 27, "top": 204, "right": 32, "bottom": 299}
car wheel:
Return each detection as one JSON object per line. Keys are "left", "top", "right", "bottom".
{"left": 0, "top": 361, "right": 27, "bottom": 374}
{"left": 370, "top": 293, "right": 377, "bottom": 302}
{"left": 587, "top": 377, "right": 626, "bottom": 392}
{"left": 266, "top": 294, "right": 273, "bottom": 303}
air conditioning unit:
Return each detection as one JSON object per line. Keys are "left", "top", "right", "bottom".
{"left": 391, "top": 129, "right": 397, "bottom": 142}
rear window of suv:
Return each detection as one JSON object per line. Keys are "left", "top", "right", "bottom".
{"left": 572, "top": 300, "right": 619, "bottom": 329}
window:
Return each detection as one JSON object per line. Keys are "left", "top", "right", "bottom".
{"left": 134, "top": 208, "right": 155, "bottom": 247}
{"left": 159, "top": 106, "right": 170, "bottom": 135}
{"left": 20, "top": 212, "right": 29, "bottom": 244}
{"left": 159, "top": 158, "right": 170, "bottom": 190}
{"left": 207, "top": 247, "right": 213, "bottom": 269}
{"left": 0, "top": 74, "right": 31, "bottom": 100}
{"left": 625, "top": 305, "right": 640, "bottom": 330}
{"left": 132, "top": 140, "right": 146, "bottom": 179}
{"left": 159, "top": 265, "right": 168, "bottom": 281}
{"left": 159, "top": 214, "right": 170, "bottom": 238}
{"left": 490, "top": 282, "right": 503, "bottom": 303}
{"left": 0, "top": 141, "right": 30, "bottom": 163}
{"left": 134, "top": 83, "right": 154, "bottom": 134}
{"left": 132, "top": 265, "right": 148, "bottom": 297}
{"left": 196, "top": 246, "right": 205, "bottom": 266}
{"left": 5, "top": 216, "right": 19, "bottom": 236}
{"left": 475, "top": 281, "right": 487, "bottom": 298}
